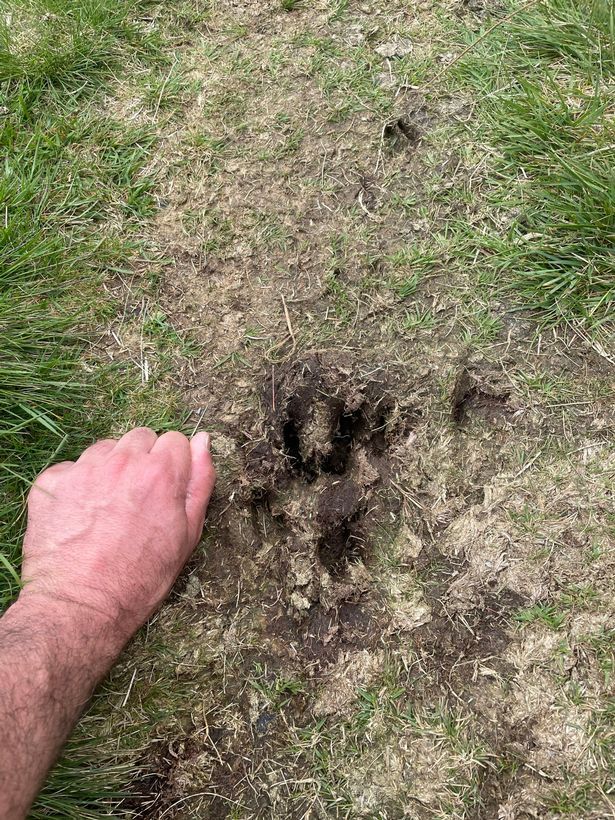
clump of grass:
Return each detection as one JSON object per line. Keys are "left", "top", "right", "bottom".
{"left": 31, "top": 738, "right": 136, "bottom": 820}
{"left": 0, "top": 115, "right": 157, "bottom": 606}
{"left": 303, "top": 38, "right": 394, "bottom": 119}
{"left": 250, "top": 663, "right": 305, "bottom": 708}
{"left": 491, "top": 81, "right": 614, "bottom": 325}
{"left": 512, "top": 589, "right": 601, "bottom": 630}
{"left": 450, "top": 0, "right": 615, "bottom": 328}
{"left": 287, "top": 686, "right": 491, "bottom": 816}
{"left": 0, "top": 293, "right": 84, "bottom": 605}
{"left": 514, "top": 602, "right": 566, "bottom": 629}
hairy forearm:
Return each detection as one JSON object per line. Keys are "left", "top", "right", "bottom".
{"left": 0, "top": 428, "right": 214, "bottom": 816}
{"left": 0, "top": 595, "right": 125, "bottom": 819}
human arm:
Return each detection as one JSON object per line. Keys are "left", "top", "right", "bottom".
{"left": 0, "top": 428, "right": 215, "bottom": 819}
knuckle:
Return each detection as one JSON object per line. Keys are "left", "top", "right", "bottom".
{"left": 29, "top": 462, "right": 71, "bottom": 501}
{"left": 109, "top": 450, "right": 133, "bottom": 472}
{"left": 33, "top": 462, "right": 66, "bottom": 484}
{"left": 95, "top": 438, "right": 116, "bottom": 449}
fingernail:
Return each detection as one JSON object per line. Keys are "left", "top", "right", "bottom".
{"left": 202, "top": 432, "right": 211, "bottom": 452}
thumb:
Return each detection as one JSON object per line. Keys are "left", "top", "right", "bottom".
{"left": 185, "top": 432, "right": 216, "bottom": 543}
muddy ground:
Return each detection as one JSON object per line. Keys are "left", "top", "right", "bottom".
{"left": 99, "top": 1, "right": 614, "bottom": 817}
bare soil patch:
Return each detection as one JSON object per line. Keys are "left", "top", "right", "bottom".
{"left": 103, "top": 1, "right": 615, "bottom": 817}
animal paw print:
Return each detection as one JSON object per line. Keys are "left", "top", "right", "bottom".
{"left": 247, "top": 357, "right": 407, "bottom": 619}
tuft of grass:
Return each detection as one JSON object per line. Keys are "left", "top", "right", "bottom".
{"left": 250, "top": 663, "right": 305, "bottom": 707}
{"left": 394, "top": 273, "right": 421, "bottom": 299}
{"left": 583, "top": 629, "right": 614, "bottom": 685}
{"left": 514, "top": 602, "right": 566, "bottom": 630}
{"left": 0, "top": 112, "right": 158, "bottom": 611}
{"left": 514, "top": 588, "right": 606, "bottom": 634}
{"left": 450, "top": 0, "right": 615, "bottom": 328}
{"left": 31, "top": 738, "right": 136, "bottom": 820}
{"left": 304, "top": 695, "right": 490, "bottom": 815}
{"left": 303, "top": 37, "right": 394, "bottom": 120}
{"left": 491, "top": 81, "right": 614, "bottom": 324}
{"left": 404, "top": 306, "right": 437, "bottom": 332}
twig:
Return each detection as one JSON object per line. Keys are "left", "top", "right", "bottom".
{"left": 190, "top": 407, "right": 206, "bottom": 437}
{"left": 263, "top": 296, "right": 298, "bottom": 363}
{"left": 153, "top": 62, "right": 176, "bottom": 119}
{"left": 121, "top": 667, "right": 137, "bottom": 708}
{"left": 281, "top": 294, "right": 297, "bottom": 356}
{"left": 512, "top": 448, "right": 543, "bottom": 480}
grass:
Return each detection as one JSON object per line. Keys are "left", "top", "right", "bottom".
{"left": 0, "top": 0, "right": 162, "bottom": 583}
{"left": 1, "top": 0, "right": 613, "bottom": 816}
{"left": 250, "top": 663, "right": 305, "bottom": 706}
{"left": 448, "top": 0, "right": 615, "bottom": 329}
{"left": 514, "top": 588, "right": 604, "bottom": 631}
{"left": 284, "top": 679, "right": 493, "bottom": 817}
{"left": 0, "top": 0, "right": 178, "bottom": 814}
{"left": 32, "top": 742, "right": 136, "bottom": 820}
{"left": 304, "top": 37, "right": 395, "bottom": 120}
{"left": 514, "top": 602, "right": 567, "bottom": 630}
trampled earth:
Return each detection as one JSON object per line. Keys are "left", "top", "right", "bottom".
{"left": 90, "top": 1, "right": 614, "bottom": 817}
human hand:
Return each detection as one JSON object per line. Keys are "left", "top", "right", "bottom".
{"left": 19, "top": 428, "right": 216, "bottom": 645}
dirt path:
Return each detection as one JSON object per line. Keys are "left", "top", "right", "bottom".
{"left": 104, "top": 2, "right": 615, "bottom": 817}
